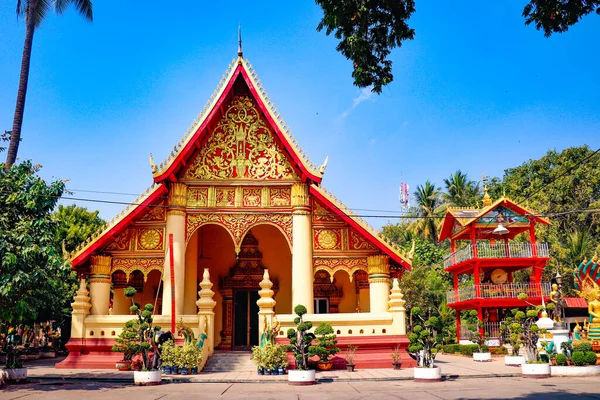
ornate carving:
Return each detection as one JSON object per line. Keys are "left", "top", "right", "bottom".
{"left": 90, "top": 255, "right": 112, "bottom": 276}
{"left": 269, "top": 187, "right": 291, "bottom": 207}
{"left": 313, "top": 270, "right": 343, "bottom": 313}
{"left": 349, "top": 229, "right": 377, "bottom": 251}
{"left": 187, "top": 188, "right": 209, "bottom": 207}
{"left": 242, "top": 188, "right": 262, "bottom": 207}
{"left": 313, "top": 257, "right": 368, "bottom": 282}
{"left": 105, "top": 229, "right": 132, "bottom": 252}
{"left": 187, "top": 213, "right": 293, "bottom": 253}
{"left": 312, "top": 200, "right": 342, "bottom": 223}
{"left": 140, "top": 200, "right": 165, "bottom": 221}
{"left": 291, "top": 183, "right": 310, "bottom": 208}
{"left": 216, "top": 187, "right": 236, "bottom": 207}
{"left": 111, "top": 257, "right": 164, "bottom": 282}
{"left": 168, "top": 183, "right": 188, "bottom": 208}
{"left": 182, "top": 96, "right": 297, "bottom": 181}
{"left": 314, "top": 228, "right": 342, "bottom": 251}
{"left": 137, "top": 228, "right": 163, "bottom": 251}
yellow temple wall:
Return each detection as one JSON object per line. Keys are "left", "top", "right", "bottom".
{"left": 184, "top": 235, "right": 199, "bottom": 314}
{"left": 335, "top": 271, "right": 357, "bottom": 313}
{"left": 359, "top": 288, "right": 371, "bottom": 313}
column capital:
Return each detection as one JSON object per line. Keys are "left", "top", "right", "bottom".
{"left": 291, "top": 182, "right": 310, "bottom": 209}
{"left": 168, "top": 182, "right": 188, "bottom": 215}
{"left": 90, "top": 255, "right": 112, "bottom": 283}
{"left": 367, "top": 255, "right": 390, "bottom": 283}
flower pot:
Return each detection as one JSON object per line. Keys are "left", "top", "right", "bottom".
{"left": 522, "top": 363, "right": 551, "bottom": 378}
{"left": 393, "top": 361, "right": 402, "bottom": 370}
{"left": 133, "top": 370, "right": 162, "bottom": 386}
{"left": 288, "top": 369, "right": 316, "bottom": 385}
{"left": 346, "top": 364, "right": 355, "bottom": 372}
{"left": 504, "top": 356, "right": 525, "bottom": 367}
{"left": 3, "top": 368, "right": 27, "bottom": 383}
{"left": 265, "top": 368, "right": 271, "bottom": 375}
{"left": 413, "top": 366, "right": 442, "bottom": 382}
{"left": 181, "top": 367, "right": 189, "bottom": 375}
{"left": 473, "top": 352, "right": 491, "bottom": 362}
{"left": 116, "top": 360, "right": 132, "bottom": 371}
{"left": 39, "top": 351, "right": 56, "bottom": 359}
{"left": 191, "top": 366, "right": 198, "bottom": 374}
{"left": 257, "top": 367, "right": 264, "bottom": 375}
{"left": 163, "top": 366, "right": 172, "bottom": 375}
{"left": 172, "top": 366, "right": 179, "bottom": 375}
{"left": 278, "top": 366, "right": 286, "bottom": 375}
{"left": 317, "top": 361, "right": 333, "bottom": 371}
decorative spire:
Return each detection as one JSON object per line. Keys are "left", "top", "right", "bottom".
{"left": 237, "top": 24, "right": 243, "bottom": 58}
{"left": 482, "top": 187, "right": 492, "bottom": 207}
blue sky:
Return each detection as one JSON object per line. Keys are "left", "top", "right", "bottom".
{"left": 1, "top": 1, "right": 599, "bottom": 229}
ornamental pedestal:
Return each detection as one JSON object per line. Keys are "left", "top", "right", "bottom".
{"left": 163, "top": 182, "right": 187, "bottom": 316}
{"left": 388, "top": 278, "right": 407, "bottom": 335}
{"left": 291, "top": 183, "right": 314, "bottom": 313}
{"left": 196, "top": 268, "right": 217, "bottom": 356}
{"left": 70, "top": 278, "right": 92, "bottom": 338}
{"left": 257, "top": 269, "right": 277, "bottom": 340}
{"left": 367, "top": 255, "right": 390, "bottom": 313}
{"left": 89, "top": 255, "right": 112, "bottom": 315}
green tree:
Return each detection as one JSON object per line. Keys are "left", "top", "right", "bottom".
{"left": 442, "top": 170, "right": 481, "bottom": 208}
{"left": 522, "top": 0, "right": 600, "bottom": 37}
{"left": 411, "top": 181, "right": 443, "bottom": 242}
{"left": 5, "top": 0, "right": 93, "bottom": 171}
{"left": 54, "top": 204, "right": 105, "bottom": 254}
{"left": 0, "top": 161, "right": 66, "bottom": 323}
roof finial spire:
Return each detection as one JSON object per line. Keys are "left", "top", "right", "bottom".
{"left": 237, "top": 24, "right": 243, "bottom": 58}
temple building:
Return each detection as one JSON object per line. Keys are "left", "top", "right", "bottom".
{"left": 438, "top": 189, "right": 551, "bottom": 343}
{"left": 57, "top": 50, "right": 413, "bottom": 369}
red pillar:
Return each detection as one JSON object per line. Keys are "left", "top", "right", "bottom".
{"left": 529, "top": 223, "right": 538, "bottom": 257}
{"left": 456, "top": 312, "right": 461, "bottom": 343}
{"left": 477, "top": 308, "right": 484, "bottom": 337}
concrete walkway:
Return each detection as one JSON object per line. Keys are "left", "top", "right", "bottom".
{"left": 22, "top": 354, "right": 521, "bottom": 383}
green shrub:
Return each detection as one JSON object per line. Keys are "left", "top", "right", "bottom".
{"left": 481, "top": 344, "right": 489, "bottom": 353}
{"left": 584, "top": 351, "right": 597, "bottom": 366}
{"left": 442, "top": 344, "right": 460, "bottom": 354}
{"left": 490, "top": 346, "right": 508, "bottom": 355}
{"left": 555, "top": 353, "right": 567, "bottom": 366}
{"left": 459, "top": 344, "right": 479, "bottom": 356}
{"left": 575, "top": 342, "right": 593, "bottom": 353}
{"left": 572, "top": 351, "right": 585, "bottom": 366}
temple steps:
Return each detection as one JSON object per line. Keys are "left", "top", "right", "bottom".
{"left": 203, "top": 350, "right": 256, "bottom": 372}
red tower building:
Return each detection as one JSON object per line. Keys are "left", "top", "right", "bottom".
{"left": 438, "top": 190, "right": 551, "bottom": 342}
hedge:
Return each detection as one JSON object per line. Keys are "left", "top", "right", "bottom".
{"left": 572, "top": 351, "right": 585, "bottom": 366}
{"left": 584, "top": 351, "right": 597, "bottom": 366}
{"left": 575, "top": 342, "right": 593, "bottom": 353}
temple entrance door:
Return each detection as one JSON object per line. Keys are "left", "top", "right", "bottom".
{"left": 233, "top": 290, "right": 260, "bottom": 349}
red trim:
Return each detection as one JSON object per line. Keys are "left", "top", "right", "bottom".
{"left": 71, "top": 184, "right": 169, "bottom": 268}
{"left": 153, "top": 62, "right": 322, "bottom": 185}
{"left": 310, "top": 186, "right": 411, "bottom": 270}
{"left": 169, "top": 234, "right": 175, "bottom": 332}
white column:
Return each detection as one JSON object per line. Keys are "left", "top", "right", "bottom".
{"left": 368, "top": 255, "right": 390, "bottom": 313}
{"left": 291, "top": 183, "right": 314, "bottom": 314}
{"left": 89, "top": 255, "right": 112, "bottom": 315}
{"left": 163, "top": 182, "right": 187, "bottom": 316}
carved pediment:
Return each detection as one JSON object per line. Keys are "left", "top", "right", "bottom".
{"left": 182, "top": 96, "right": 298, "bottom": 181}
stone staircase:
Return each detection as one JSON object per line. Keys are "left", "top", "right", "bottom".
{"left": 203, "top": 351, "right": 255, "bottom": 372}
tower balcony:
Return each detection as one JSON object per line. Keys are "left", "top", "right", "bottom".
{"left": 446, "top": 282, "right": 551, "bottom": 309}
{"left": 443, "top": 242, "right": 550, "bottom": 271}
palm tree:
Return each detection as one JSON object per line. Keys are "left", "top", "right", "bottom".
{"left": 411, "top": 181, "right": 443, "bottom": 242}
{"left": 5, "top": 0, "right": 93, "bottom": 171}
{"left": 442, "top": 170, "right": 481, "bottom": 208}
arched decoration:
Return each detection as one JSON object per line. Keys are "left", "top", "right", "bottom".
{"left": 111, "top": 257, "right": 163, "bottom": 282}
{"left": 313, "top": 270, "right": 343, "bottom": 313}
{"left": 313, "top": 257, "right": 368, "bottom": 283}
{"left": 187, "top": 213, "right": 292, "bottom": 253}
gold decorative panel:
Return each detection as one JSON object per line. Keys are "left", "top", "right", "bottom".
{"left": 111, "top": 257, "right": 164, "bottom": 281}
{"left": 215, "top": 187, "right": 236, "bottom": 207}
{"left": 270, "top": 187, "right": 291, "bottom": 207}
{"left": 182, "top": 96, "right": 297, "bottom": 181}
{"left": 242, "top": 188, "right": 262, "bottom": 207}
{"left": 312, "top": 200, "right": 343, "bottom": 223}
{"left": 314, "top": 228, "right": 342, "bottom": 251}
{"left": 140, "top": 201, "right": 165, "bottom": 222}
{"left": 349, "top": 229, "right": 377, "bottom": 251}
{"left": 136, "top": 228, "right": 164, "bottom": 251}
{"left": 313, "top": 257, "right": 368, "bottom": 282}
{"left": 105, "top": 229, "right": 132, "bottom": 252}
{"left": 187, "top": 187, "right": 209, "bottom": 207}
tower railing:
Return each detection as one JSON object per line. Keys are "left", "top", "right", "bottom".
{"left": 443, "top": 242, "right": 550, "bottom": 268}
{"left": 446, "top": 282, "right": 551, "bottom": 304}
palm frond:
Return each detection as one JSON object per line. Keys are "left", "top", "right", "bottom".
{"left": 54, "top": 0, "right": 93, "bottom": 21}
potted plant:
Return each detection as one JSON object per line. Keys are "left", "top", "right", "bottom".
{"left": 309, "top": 322, "right": 339, "bottom": 371}
{"left": 120, "top": 286, "right": 163, "bottom": 385}
{"left": 160, "top": 340, "right": 175, "bottom": 374}
{"left": 2, "top": 328, "right": 26, "bottom": 383}
{"left": 408, "top": 306, "right": 443, "bottom": 382}
{"left": 274, "top": 343, "right": 288, "bottom": 375}
{"left": 180, "top": 343, "right": 198, "bottom": 375}
{"left": 500, "top": 315, "right": 525, "bottom": 366}
{"left": 345, "top": 344, "right": 358, "bottom": 372}
{"left": 391, "top": 344, "right": 402, "bottom": 370}
{"left": 286, "top": 304, "right": 316, "bottom": 385}
{"left": 171, "top": 346, "right": 181, "bottom": 375}
{"left": 111, "top": 319, "right": 140, "bottom": 371}
{"left": 466, "top": 312, "right": 491, "bottom": 362}
{"left": 252, "top": 345, "right": 265, "bottom": 375}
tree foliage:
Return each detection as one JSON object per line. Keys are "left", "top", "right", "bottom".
{"left": 522, "top": 0, "right": 600, "bottom": 37}
{"left": 54, "top": 204, "right": 105, "bottom": 254}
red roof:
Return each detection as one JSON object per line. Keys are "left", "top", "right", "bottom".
{"left": 564, "top": 297, "right": 588, "bottom": 308}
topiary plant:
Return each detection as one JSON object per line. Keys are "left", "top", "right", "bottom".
{"left": 407, "top": 306, "right": 444, "bottom": 368}
{"left": 122, "top": 286, "right": 161, "bottom": 370}
{"left": 309, "top": 322, "right": 339, "bottom": 363}
{"left": 466, "top": 310, "right": 489, "bottom": 353}
{"left": 571, "top": 351, "right": 585, "bottom": 366}
{"left": 575, "top": 342, "right": 593, "bottom": 353}
{"left": 555, "top": 353, "right": 567, "bottom": 366}
{"left": 584, "top": 351, "right": 597, "bottom": 366}
{"left": 111, "top": 319, "right": 141, "bottom": 362}
{"left": 286, "top": 304, "right": 315, "bottom": 370}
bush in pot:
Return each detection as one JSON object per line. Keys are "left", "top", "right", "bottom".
{"left": 391, "top": 344, "right": 402, "bottom": 370}
{"left": 180, "top": 343, "right": 199, "bottom": 375}
{"left": 555, "top": 353, "right": 568, "bottom": 366}
{"left": 111, "top": 319, "right": 140, "bottom": 371}
{"left": 286, "top": 304, "right": 316, "bottom": 385}
{"left": 408, "top": 306, "right": 444, "bottom": 381}
{"left": 160, "top": 340, "right": 176, "bottom": 374}
{"left": 309, "top": 323, "right": 339, "bottom": 371}
{"left": 345, "top": 344, "right": 358, "bottom": 372}
{"left": 252, "top": 345, "right": 265, "bottom": 375}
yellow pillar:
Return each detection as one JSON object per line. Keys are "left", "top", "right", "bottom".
{"left": 196, "top": 268, "right": 216, "bottom": 356}
{"left": 291, "top": 183, "right": 314, "bottom": 314}
{"left": 163, "top": 182, "right": 187, "bottom": 316}
{"left": 70, "top": 277, "right": 92, "bottom": 338}
{"left": 388, "top": 278, "right": 407, "bottom": 335}
{"left": 89, "top": 255, "right": 112, "bottom": 315}
{"left": 257, "top": 269, "right": 276, "bottom": 339}
{"left": 367, "top": 255, "right": 390, "bottom": 313}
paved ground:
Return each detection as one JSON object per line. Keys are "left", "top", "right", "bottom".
{"left": 3, "top": 377, "right": 600, "bottom": 399}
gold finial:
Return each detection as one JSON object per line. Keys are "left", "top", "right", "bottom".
{"left": 483, "top": 187, "right": 492, "bottom": 207}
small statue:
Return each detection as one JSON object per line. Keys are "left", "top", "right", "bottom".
{"left": 573, "top": 321, "right": 582, "bottom": 340}
{"left": 549, "top": 283, "right": 563, "bottom": 322}
{"left": 589, "top": 291, "right": 600, "bottom": 323}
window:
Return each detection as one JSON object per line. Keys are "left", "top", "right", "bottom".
{"left": 314, "top": 297, "right": 329, "bottom": 314}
